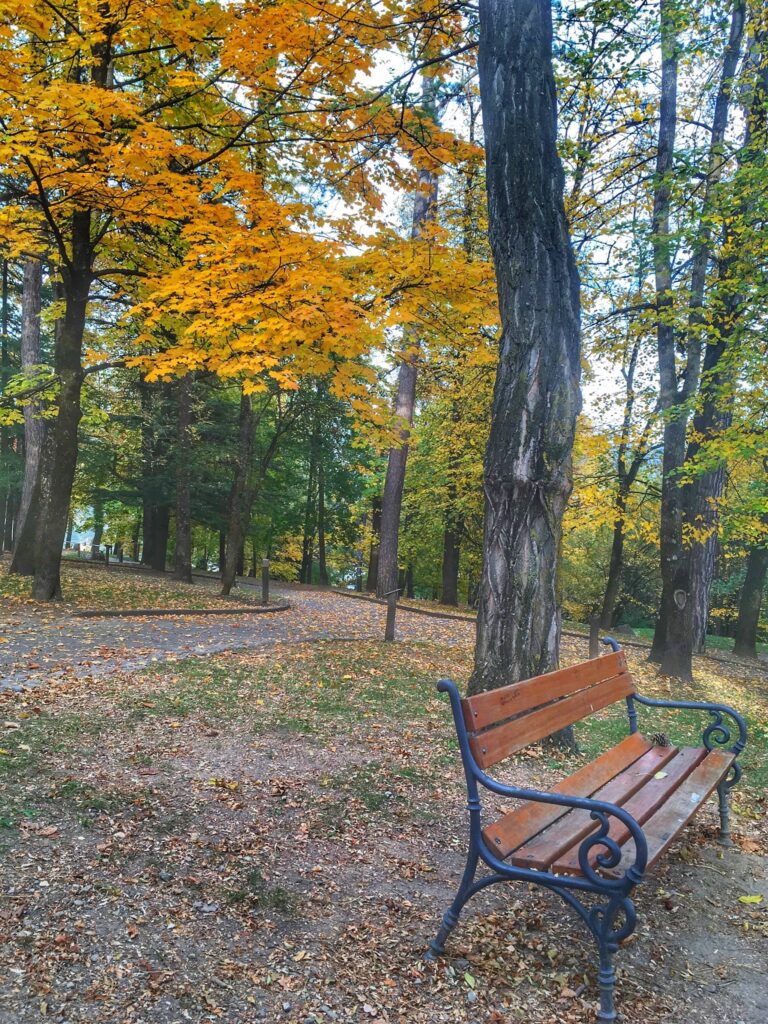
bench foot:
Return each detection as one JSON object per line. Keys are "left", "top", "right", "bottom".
{"left": 428, "top": 848, "right": 479, "bottom": 957}
{"left": 597, "top": 955, "right": 618, "bottom": 1022}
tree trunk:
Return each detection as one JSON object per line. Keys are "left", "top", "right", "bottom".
{"left": 218, "top": 529, "right": 226, "bottom": 577}
{"left": 30, "top": 222, "right": 91, "bottom": 601}
{"left": 376, "top": 359, "right": 418, "bottom": 596}
{"left": 600, "top": 491, "right": 627, "bottom": 628}
{"left": 3, "top": 491, "right": 18, "bottom": 551}
{"left": 376, "top": 83, "right": 439, "bottom": 598}
{"left": 317, "top": 452, "right": 328, "bottom": 586}
{"left": 365, "top": 496, "right": 381, "bottom": 592}
{"left": 131, "top": 515, "right": 140, "bottom": 562}
{"left": 651, "top": 0, "right": 745, "bottom": 678}
{"left": 150, "top": 506, "right": 170, "bottom": 571}
{"left": 355, "top": 512, "right": 366, "bottom": 591}
{"left": 441, "top": 409, "right": 462, "bottom": 607}
{"left": 733, "top": 544, "right": 768, "bottom": 659}
{"left": 300, "top": 423, "right": 318, "bottom": 585}
{"left": 141, "top": 504, "right": 155, "bottom": 566}
{"left": 173, "top": 376, "right": 193, "bottom": 583}
{"left": 91, "top": 494, "right": 104, "bottom": 554}
{"left": 469, "top": 0, "right": 581, "bottom": 709}
{"left": 0, "top": 260, "right": 11, "bottom": 554}
{"left": 441, "top": 522, "right": 460, "bottom": 606}
{"left": 648, "top": 0, "right": 684, "bottom": 671}
{"left": 221, "top": 390, "right": 254, "bottom": 596}
{"left": 405, "top": 563, "right": 414, "bottom": 600}
{"left": 16, "top": 259, "right": 44, "bottom": 533}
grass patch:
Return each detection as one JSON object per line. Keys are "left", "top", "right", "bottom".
{"left": 224, "top": 868, "right": 294, "bottom": 913}
{"left": 0, "top": 561, "right": 261, "bottom": 611}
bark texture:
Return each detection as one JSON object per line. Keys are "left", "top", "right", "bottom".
{"left": 469, "top": 0, "right": 581, "bottom": 695}
{"left": 733, "top": 544, "right": 768, "bottom": 659}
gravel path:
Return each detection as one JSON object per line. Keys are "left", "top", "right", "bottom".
{"left": 0, "top": 584, "right": 475, "bottom": 690}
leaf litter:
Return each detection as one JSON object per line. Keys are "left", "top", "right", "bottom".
{"left": 0, "top": 594, "right": 766, "bottom": 1023}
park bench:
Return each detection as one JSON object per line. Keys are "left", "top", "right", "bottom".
{"left": 431, "top": 638, "right": 747, "bottom": 1021}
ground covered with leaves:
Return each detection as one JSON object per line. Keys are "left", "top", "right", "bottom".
{"left": 1, "top": 629, "right": 766, "bottom": 1024}
{"left": 0, "top": 562, "right": 264, "bottom": 613}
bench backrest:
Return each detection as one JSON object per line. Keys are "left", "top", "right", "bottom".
{"left": 461, "top": 650, "right": 634, "bottom": 770}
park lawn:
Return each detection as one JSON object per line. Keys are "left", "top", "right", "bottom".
{"left": 0, "top": 638, "right": 766, "bottom": 1024}
{"left": 0, "top": 561, "right": 261, "bottom": 612}
{"left": 561, "top": 618, "right": 768, "bottom": 658}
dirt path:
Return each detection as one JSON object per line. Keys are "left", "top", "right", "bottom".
{"left": 0, "top": 586, "right": 475, "bottom": 690}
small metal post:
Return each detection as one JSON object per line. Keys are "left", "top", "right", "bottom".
{"left": 384, "top": 588, "right": 399, "bottom": 642}
{"left": 261, "top": 558, "right": 270, "bottom": 605}
{"left": 589, "top": 615, "right": 600, "bottom": 659}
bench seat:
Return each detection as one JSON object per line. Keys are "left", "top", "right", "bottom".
{"left": 485, "top": 737, "right": 735, "bottom": 876}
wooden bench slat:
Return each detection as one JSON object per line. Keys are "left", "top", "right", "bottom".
{"left": 483, "top": 733, "right": 652, "bottom": 858}
{"left": 469, "top": 674, "right": 636, "bottom": 769}
{"left": 511, "top": 743, "right": 680, "bottom": 870}
{"left": 463, "top": 651, "right": 629, "bottom": 731}
{"left": 602, "top": 749, "right": 735, "bottom": 878}
{"left": 550, "top": 745, "right": 708, "bottom": 875}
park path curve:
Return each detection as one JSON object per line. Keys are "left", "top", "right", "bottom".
{"left": 0, "top": 585, "right": 475, "bottom": 690}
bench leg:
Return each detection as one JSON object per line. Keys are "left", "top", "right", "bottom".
{"left": 587, "top": 894, "right": 636, "bottom": 1022}
{"left": 717, "top": 779, "right": 732, "bottom": 845}
{"left": 596, "top": 941, "right": 618, "bottom": 1022}
{"left": 427, "top": 847, "right": 479, "bottom": 958}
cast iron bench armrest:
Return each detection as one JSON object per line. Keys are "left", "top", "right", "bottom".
{"left": 474, "top": 769, "right": 648, "bottom": 884}
{"left": 600, "top": 637, "right": 748, "bottom": 755}
{"left": 632, "top": 693, "right": 748, "bottom": 755}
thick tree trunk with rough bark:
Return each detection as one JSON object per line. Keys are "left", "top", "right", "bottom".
{"left": 733, "top": 544, "right": 768, "bottom": 659}
{"left": 469, "top": 0, "right": 581, "bottom": 700}
{"left": 173, "top": 376, "right": 194, "bottom": 583}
